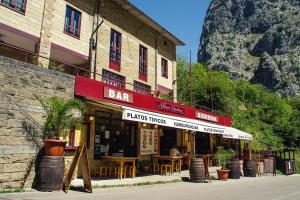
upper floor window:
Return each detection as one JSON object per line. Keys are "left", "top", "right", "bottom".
{"left": 109, "top": 29, "right": 122, "bottom": 71}
{"left": 102, "top": 69, "right": 125, "bottom": 89}
{"left": 64, "top": 6, "right": 81, "bottom": 38}
{"left": 1, "top": 0, "right": 26, "bottom": 14}
{"left": 134, "top": 81, "right": 151, "bottom": 95}
{"left": 161, "top": 58, "right": 168, "bottom": 78}
{"left": 139, "top": 45, "right": 147, "bottom": 81}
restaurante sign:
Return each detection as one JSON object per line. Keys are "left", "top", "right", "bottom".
{"left": 155, "top": 101, "right": 185, "bottom": 115}
{"left": 195, "top": 111, "right": 219, "bottom": 122}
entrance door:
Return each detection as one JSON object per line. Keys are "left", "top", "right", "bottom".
{"left": 195, "top": 132, "right": 210, "bottom": 154}
{"left": 160, "top": 127, "right": 177, "bottom": 155}
{"left": 123, "top": 123, "right": 138, "bottom": 157}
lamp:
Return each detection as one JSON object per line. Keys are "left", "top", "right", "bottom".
{"left": 89, "top": 115, "right": 95, "bottom": 121}
{"left": 142, "top": 123, "right": 147, "bottom": 127}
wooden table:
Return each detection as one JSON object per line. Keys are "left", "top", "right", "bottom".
{"left": 102, "top": 156, "right": 138, "bottom": 179}
{"left": 153, "top": 155, "right": 182, "bottom": 173}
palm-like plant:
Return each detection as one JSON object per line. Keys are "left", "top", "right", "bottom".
{"left": 37, "top": 96, "right": 86, "bottom": 140}
{"left": 215, "top": 147, "right": 236, "bottom": 169}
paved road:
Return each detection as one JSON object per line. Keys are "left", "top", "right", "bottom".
{"left": 1, "top": 175, "right": 300, "bottom": 200}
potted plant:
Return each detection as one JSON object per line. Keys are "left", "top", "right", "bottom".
{"left": 37, "top": 96, "right": 85, "bottom": 156}
{"left": 215, "top": 147, "right": 236, "bottom": 181}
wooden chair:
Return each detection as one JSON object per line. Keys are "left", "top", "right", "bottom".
{"left": 152, "top": 157, "right": 160, "bottom": 174}
{"left": 99, "top": 165, "right": 108, "bottom": 178}
{"left": 124, "top": 165, "right": 133, "bottom": 178}
{"left": 160, "top": 164, "right": 172, "bottom": 176}
{"left": 174, "top": 162, "right": 181, "bottom": 173}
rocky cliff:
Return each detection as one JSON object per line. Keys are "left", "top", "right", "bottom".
{"left": 198, "top": 0, "right": 300, "bottom": 96}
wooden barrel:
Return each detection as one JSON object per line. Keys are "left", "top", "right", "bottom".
{"left": 243, "top": 160, "right": 256, "bottom": 177}
{"left": 38, "top": 156, "right": 65, "bottom": 192}
{"left": 189, "top": 158, "right": 206, "bottom": 183}
{"left": 229, "top": 159, "right": 241, "bottom": 179}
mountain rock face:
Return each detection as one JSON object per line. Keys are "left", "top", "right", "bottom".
{"left": 198, "top": 0, "right": 300, "bottom": 96}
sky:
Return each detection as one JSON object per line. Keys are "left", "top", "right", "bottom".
{"left": 128, "top": 0, "right": 212, "bottom": 62}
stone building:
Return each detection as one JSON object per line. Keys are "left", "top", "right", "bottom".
{"left": 0, "top": 0, "right": 252, "bottom": 189}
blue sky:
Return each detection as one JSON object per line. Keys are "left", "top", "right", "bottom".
{"left": 129, "top": 0, "right": 212, "bottom": 62}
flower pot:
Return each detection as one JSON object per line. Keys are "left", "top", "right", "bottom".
{"left": 217, "top": 169, "right": 230, "bottom": 181}
{"left": 44, "top": 139, "right": 67, "bottom": 156}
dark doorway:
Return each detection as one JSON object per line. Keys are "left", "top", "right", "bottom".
{"left": 94, "top": 110, "right": 138, "bottom": 159}
{"left": 195, "top": 132, "right": 210, "bottom": 154}
{"left": 160, "top": 127, "right": 177, "bottom": 155}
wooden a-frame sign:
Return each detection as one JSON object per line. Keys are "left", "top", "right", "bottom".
{"left": 64, "top": 144, "right": 92, "bottom": 193}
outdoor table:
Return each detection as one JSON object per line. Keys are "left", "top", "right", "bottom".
{"left": 102, "top": 156, "right": 138, "bottom": 179}
{"left": 153, "top": 155, "right": 182, "bottom": 173}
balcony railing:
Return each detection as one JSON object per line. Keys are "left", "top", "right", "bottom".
{"left": 0, "top": 42, "right": 225, "bottom": 116}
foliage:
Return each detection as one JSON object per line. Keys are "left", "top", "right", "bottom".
{"left": 36, "top": 96, "right": 86, "bottom": 140}
{"left": 177, "top": 58, "right": 300, "bottom": 149}
{"left": 215, "top": 147, "right": 236, "bottom": 169}
{"left": 296, "top": 151, "right": 300, "bottom": 174}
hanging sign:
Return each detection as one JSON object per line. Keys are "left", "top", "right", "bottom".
{"left": 140, "top": 129, "right": 159, "bottom": 155}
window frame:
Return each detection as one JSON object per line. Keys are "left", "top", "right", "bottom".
{"left": 102, "top": 69, "right": 126, "bottom": 89}
{"left": 161, "top": 58, "right": 168, "bottom": 78}
{"left": 64, "top": 5, "right": 82, "bottom": 39}
{"left": 134, "top": 81, "right": 151, "bottom": 95}
{"left": 139, "top": 45, "right": 148, "bottom": 82}
{"left": 109, "top": 29, "right": 122, "bottom": 71}
{"left": 0, "top": 0, "right": 27, "bottom": 14}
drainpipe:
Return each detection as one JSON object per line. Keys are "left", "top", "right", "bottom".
{"left": 155, "top": 30, "right": 166, "bottom": 92}
{"left": 89, "top": 0, "right": 104, "bottom": 80}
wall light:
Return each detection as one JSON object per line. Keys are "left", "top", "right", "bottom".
{"left": 142, "top": 123, "right": 147, "bottom": 127}
{"left": 89, "top": 115, "right": 95, "bottom": 121}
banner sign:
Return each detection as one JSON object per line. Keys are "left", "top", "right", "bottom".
{"left": 140, "top": 129, "right": 159, "bottom": 155}
{"left": 123, "top": 107, "right": 225, "bottom": 134}
{"left": 123, "top": 107, "right": 253, "bottom": 141}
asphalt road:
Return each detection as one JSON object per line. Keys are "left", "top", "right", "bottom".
{"left": 1, "top": 175, "right": 300, "bottom": 200}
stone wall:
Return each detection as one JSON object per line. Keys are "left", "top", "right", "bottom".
{"left": 0, "top": 56, "right": 75, "bottom": 189}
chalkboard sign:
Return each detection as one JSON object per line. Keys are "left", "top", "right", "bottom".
{"left": 64, "top": 145, "right": 92, "bottom": 193}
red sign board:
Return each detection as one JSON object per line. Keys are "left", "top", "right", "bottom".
{"left": 195, "top": 111, "right": 219, "bottom": 122}
{"left": 155, "top": 101, "right": 185, "bottom": 115}
{"left": 75, "top": 76, "right": 232, "bottom": 126}
{"left": 104, "top": 87, "right": 133, "bottom": 103}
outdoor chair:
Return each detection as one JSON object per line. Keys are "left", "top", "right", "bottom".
{"left": 160, "top": 164, "right": 172, "bottom": 176}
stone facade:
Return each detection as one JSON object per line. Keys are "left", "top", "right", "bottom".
{"left": 0, "top": 0, "right": 178, "bottom": 100}
{"left": 0, "top": 56, "right": 75, "bottom": 189}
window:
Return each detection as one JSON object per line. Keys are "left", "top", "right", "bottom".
{"left": 134, "top": 81, "right": 151, "bottom": 95}
{"left": 102, "top": 69, "right": 125, "bottom": 88}
{"left": 64, "top": 6, "right": 81, "bottom": 38}
{"left": 1, "top": 0, "right": 26, "bottom": 14}
{"left": 161, "top": 58, "right": 168, "bottom": 78}
{"left": 139, "top": 45, "right": 147, "bottom": 81}
{"left": 109, "top": 29, "right": 122, "bottom": 71}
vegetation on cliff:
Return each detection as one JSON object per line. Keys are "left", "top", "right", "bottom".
{"left": 177, "top": 57, "right": 300, "bottom": 149}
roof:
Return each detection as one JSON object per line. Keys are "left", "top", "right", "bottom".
{"left": 110, "top": 0, "right": 185, "bottom": 46}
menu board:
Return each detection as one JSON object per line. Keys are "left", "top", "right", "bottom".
{"left": 140, "top": 129, "right": 159, "bottom": 155}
